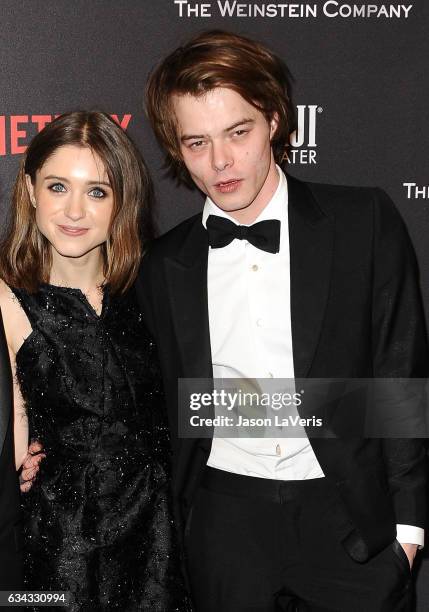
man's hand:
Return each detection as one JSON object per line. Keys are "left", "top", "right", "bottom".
{"left": 400, "top": 542, "right": 418, "bottom": 569}
{"left": 19, "top": 441, "right": 45, "bottom": 493}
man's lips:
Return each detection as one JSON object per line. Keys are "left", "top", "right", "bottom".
{"left": 57, "top": 225, "right": 89, "bottom": 236}
{"left": 214, "top": 179, "right": 243, "bottom": 193}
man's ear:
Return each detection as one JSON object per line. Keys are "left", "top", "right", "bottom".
{"left": 269, "top": 113, "right": 279, "bottom": 140}
{"left": 25, "top": 174, "right": 36, "bottom": 207}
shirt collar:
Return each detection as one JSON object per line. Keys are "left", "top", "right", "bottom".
{"left": 202, "top": 164, "right": 288, "bottom": 229}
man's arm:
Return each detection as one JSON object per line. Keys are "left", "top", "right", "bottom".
{"left": 372, "top": 188, "right": 428, "bottom": 565}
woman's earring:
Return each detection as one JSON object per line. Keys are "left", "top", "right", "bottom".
{"left": 31, "top": 197, "right": 36, "bottom": 208}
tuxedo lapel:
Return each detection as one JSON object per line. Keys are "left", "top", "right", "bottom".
{"left": 0, "top": 310, "right": 12, "bottom": 456}
{"left": 164, "top": 217, "right": 213, "bottom": 380}
{"left": 287, "top": 174, "right": 334, "bottom": 378}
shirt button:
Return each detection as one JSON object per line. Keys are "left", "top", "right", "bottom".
{"left": 251, "top": 264, "right": 259, "bottom": 272}
{"left": 276, "top": 444, "right": 281, "bottom": 456}
{"left": 256, "top": 318, "right": 263, "bottom": 327}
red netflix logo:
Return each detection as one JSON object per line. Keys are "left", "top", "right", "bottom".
{"left": 0, "top": 114, "right": 132, "bottom": 156}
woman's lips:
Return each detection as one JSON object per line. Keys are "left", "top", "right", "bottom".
{"left": 58, "top": 225, "right": 89, "bottom": 237}
{"left": 214, "top": 179, "right": 243, "bottom": 194}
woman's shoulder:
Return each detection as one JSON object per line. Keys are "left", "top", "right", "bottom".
{"left": 0, "top": 279, "right": 32, "bottom": 354}
{"left": 0, "top": 278, "right": 18, "bottom": 314}
{"left": 0, "top": 279, "right": 32, "bottom": 315}
{"left": 0, "top": 277, "right": 12, "bottom": 297}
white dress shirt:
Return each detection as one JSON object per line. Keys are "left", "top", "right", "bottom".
{"left": 202, "top": 164, "right": 423, "bottom": 547}
{"left": 204, "top": 167, "right": 324, "bottom": 480}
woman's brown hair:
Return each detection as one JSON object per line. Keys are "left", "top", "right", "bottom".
{"left": 145, "top": 29, "right": 295, "bottom": 186}
{"left": 0, "top": 111, "right": 154, "bottom": 294}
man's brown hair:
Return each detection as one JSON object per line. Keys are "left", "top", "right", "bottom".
{"left": 145, "top": 29, "right": 295, "bottom": 186}
{"left": 0, "top": 111, "right": 154, "bottom": 294}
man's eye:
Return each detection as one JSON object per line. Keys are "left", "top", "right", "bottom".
{"left": 89, "top": 187, "right": 106, "bottom": 199}
{"left": 189, "top": 141, "right": 204, "bottom": 149}
{"left": 234, "top": 130, "right": 247, "bottom": 137}
{"left": 48, "top": 183, "right": 66, "bottom": 193}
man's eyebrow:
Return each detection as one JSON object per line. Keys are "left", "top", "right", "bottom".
{"left": 225, "top": 118, "right": 255, "bottom": 132}
{"left": 180, "top": 118, "right": 255, "bottom": 142}
{"left": 180, "top": 133, "right": 207, "bottom": 143}
{"left": 43, "top": 175, "right": 111, "bottom": 187}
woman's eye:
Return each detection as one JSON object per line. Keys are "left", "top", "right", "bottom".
{"left": 234, "top": 130, "right": 247, "bottom": 137}
{"left": 89, "top": 187, "right": 106, "bottom": 199}
{"left": 48, "top": 183, "right": 66, "bottom": 193}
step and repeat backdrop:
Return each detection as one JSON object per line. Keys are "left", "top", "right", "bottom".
{"left": 1, "top": 0, "right": 428, "bottom": 607}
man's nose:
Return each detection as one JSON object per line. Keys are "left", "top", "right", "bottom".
{"left": 211, "top": 141, "right": 233, "bottom": 173}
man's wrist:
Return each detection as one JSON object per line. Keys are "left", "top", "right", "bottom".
{"left": 396, "top": 524, "right": 424, "bottom": 549}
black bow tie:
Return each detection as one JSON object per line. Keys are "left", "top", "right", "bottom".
{"left": 206, "top": 215, "right": 281, "bottom": 254}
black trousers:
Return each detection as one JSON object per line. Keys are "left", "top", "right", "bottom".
{"left": 185, "top": 467, "right": 412, "bottom": 612}
{"left": 0, "top": 523, "right": 23, "bottom": 590}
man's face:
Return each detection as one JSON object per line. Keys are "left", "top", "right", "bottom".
{"left": 172, "top": 87, "right": 279, "bottom": 224}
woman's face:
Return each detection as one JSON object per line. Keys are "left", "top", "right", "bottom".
{"left": 26, "top": 145, "right": 114, "bottom": 261}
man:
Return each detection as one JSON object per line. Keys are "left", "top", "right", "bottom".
{"left": 139, "top": 30, "right": 428, "bottom": 610}
{"left": 0, "top": 310, "right": 23, "bottom": 590}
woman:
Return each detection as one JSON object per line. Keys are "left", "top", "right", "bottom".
{"left": 0, "top": 111, "right": 190, "bottom": 610}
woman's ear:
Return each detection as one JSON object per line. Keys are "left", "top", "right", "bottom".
{"left": 25, "top": 174, "right": 36, "bottom": 207}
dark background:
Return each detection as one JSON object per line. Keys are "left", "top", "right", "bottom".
{"left": 1, "top": 0, "right": 428, "bottom": 607}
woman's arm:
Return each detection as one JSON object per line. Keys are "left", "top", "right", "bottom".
{"left": 0, "top": 280, "right": 32, "bottom": 470}
{"left": 0, "top": 281, "right": 44, "bottom": 488}
{"left": 10, "top": 350, "right": 28, "bottom": 470}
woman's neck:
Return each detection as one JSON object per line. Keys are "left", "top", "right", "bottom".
{"left": 49, "top": 248, "right": 105, "bottom": 294}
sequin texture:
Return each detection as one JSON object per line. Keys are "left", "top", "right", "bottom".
{"left": 12, "top": 283, "right": 191, "bottom": 611}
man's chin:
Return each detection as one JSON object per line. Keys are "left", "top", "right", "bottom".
{"left": 209, "top": 195, "right": 251, "bottom": 214}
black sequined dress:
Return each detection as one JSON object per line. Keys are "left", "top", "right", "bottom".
{"left": 12, "top": 283, "right": 190, "bottom": 611}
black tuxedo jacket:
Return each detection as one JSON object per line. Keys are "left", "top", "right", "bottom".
{"left": 0, "top": 310, "right": 23, "bottom": 588}
{"left": 136, "top": 174, "right": 428, "bottom": 562}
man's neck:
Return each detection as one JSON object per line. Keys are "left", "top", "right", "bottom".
{"left": 224, "top": 161, "right": 280, "bottom": 225}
